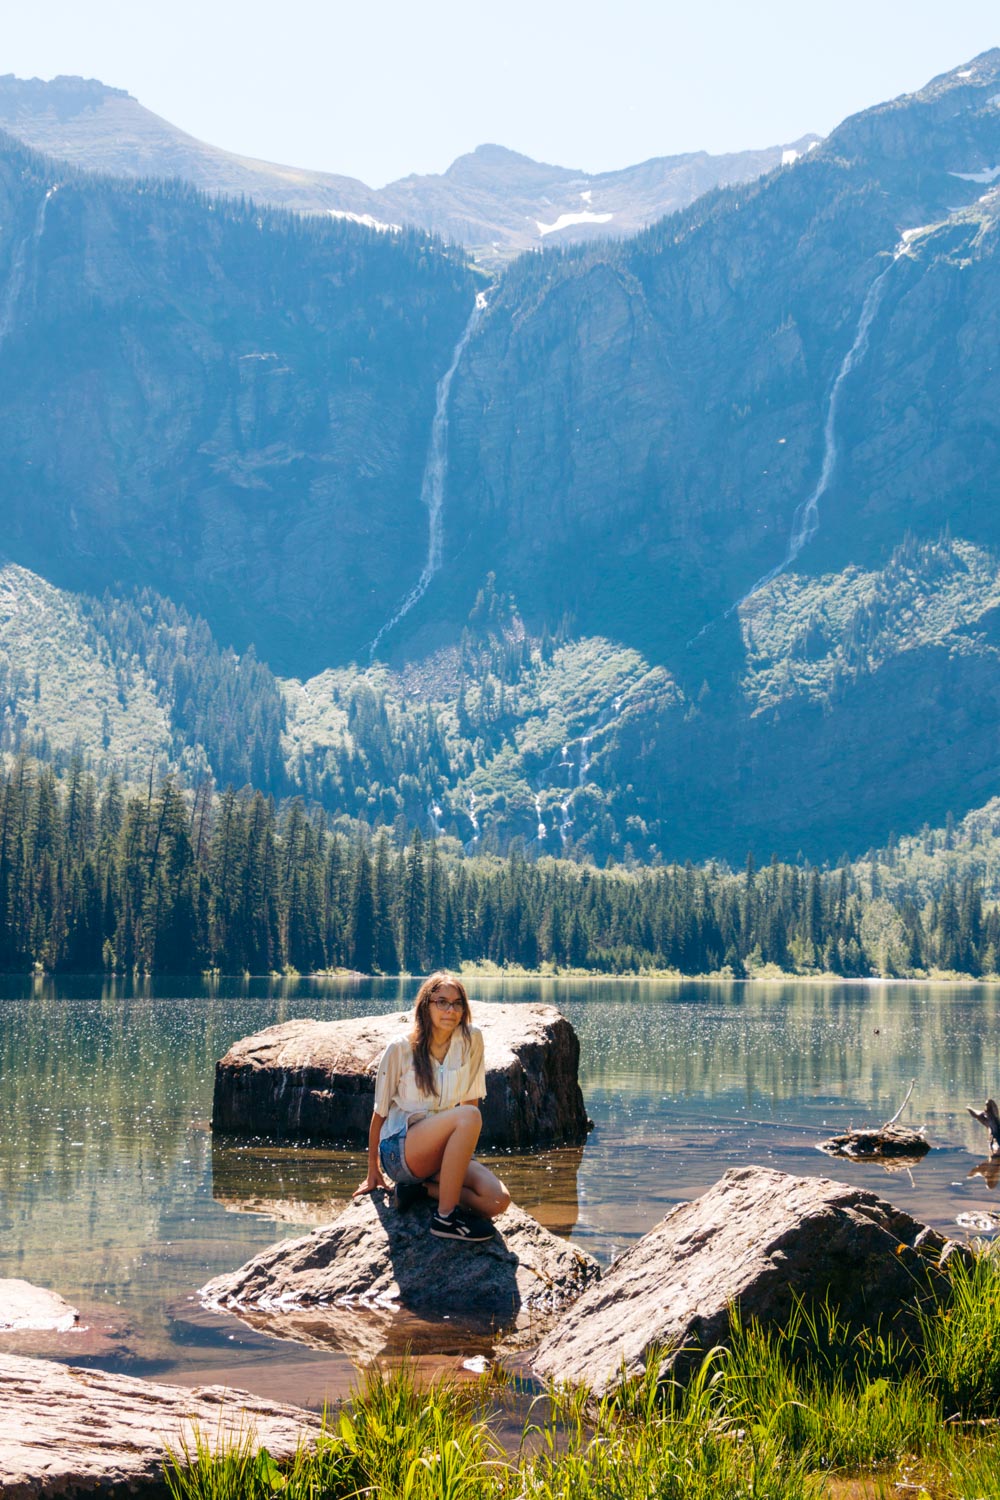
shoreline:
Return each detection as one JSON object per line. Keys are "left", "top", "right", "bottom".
{"left": 15, "top": 965, "right": 1000, "bottom": 985}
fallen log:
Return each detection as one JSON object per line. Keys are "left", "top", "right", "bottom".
{"left": 818, "top": 1080, "right": 929, "bottom": 1160}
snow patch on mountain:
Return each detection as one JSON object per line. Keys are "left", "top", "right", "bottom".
{"left": 951, "top": 165, "right": 1000, "bottom": 183}
{"left": 536, "top": 209, "right": 613, "bottom": 236}
{"left": 328, "top": 209, "right": 401, "bottom": 233}
{"left": 782, "top": 148, "right": 801, "bottom": 165}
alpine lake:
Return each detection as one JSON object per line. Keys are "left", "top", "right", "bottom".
{"left": 2, "top": 976, "right": 999, "bottom": 1409}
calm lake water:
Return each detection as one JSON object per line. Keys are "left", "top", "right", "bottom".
{"left": 2, "top": 976, "right": 1000, "bottom": 1407}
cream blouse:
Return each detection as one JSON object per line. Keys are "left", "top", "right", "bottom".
{"left": 373, "top": 1026, "right": 486, "bottom": 1142}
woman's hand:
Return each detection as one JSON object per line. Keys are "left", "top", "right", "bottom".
{"left": 353, "top": 1168, "right": 387, "bottom": 1199}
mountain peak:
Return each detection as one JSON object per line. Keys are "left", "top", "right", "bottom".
{"left": 0, "top": 74, "right": 130, "bottom": 115}
{"left": 471, "top": 143, "right": 538, "bottom": 165}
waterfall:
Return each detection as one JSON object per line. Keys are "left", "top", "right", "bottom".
{"left": 0, "top": 185, "right": 58, "bottom": 350}
{"left": 737, "top": 241, "right": 907, "bottom": 608}
{"left": 539, "top": 695, "right": 629, "bottom": 844}
{"left": 466, "top": 792, "right": 480, "bottom": 851}
{"left": 369, "top": 291, "right": 487, "bottom": 659}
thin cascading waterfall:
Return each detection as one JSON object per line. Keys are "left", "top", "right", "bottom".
{"left": 369, "top": 291, "right": 487, "bottom": 659}
{"left": 0, "top": 185, "right": 58, "bottom": 350}
{"left": 533, "top": 741, "right": 574, "bottom": 843}
{"left": 534, "top": 791, "right": 546, "bottom": 842}
{"left": 465, "top": 792, "right": 480, "bottom": 852}
{"left": 533, "top": 696, "right": 626, "bottom": 844}
{"left": 736, "top": 240, "right": 907, "bottom": 608}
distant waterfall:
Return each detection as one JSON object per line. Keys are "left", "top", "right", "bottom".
{"left": 737, "top": 240, "right": 907, "bottom": 608}
{"left": 369, "top": 292, "right": 487, "bottom": 659}
{"left": 466, "top": 792, "right": 480, "bottom": 850}
{"left": 536, "top": 697, "right": 625, "bottom": 845}
{"left": 0, "top": 185, "right": 58, "bottom": 350}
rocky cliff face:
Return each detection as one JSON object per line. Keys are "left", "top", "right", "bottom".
{"left": 440, "top": 52, "right": 1000, "bottom": 664}
{"left": 0, "top": 134, "right": 475, "bottom": 673}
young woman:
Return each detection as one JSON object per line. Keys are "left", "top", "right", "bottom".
{"left": 353, "top": 972, "right": 511, "bottom": 1242}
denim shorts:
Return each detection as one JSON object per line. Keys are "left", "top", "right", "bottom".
{"left": 378, "top": 1127, "right": 424, "bottom": 1186}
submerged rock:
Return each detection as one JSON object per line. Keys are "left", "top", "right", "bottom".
{"left": 201, "top": 1193, "right": 600, "bottom": 1360}
{"left": 212, "top": 1002, "right": 590, "bottom": 1149}
{"left": 0, "top": 1351, "right": 318, "bottom": 1498}
{"left": 533, "top": 1165, "right": 963, "bottom": 1397}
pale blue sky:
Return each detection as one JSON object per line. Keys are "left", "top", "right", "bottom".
{"left": 5, "top": 1, "right": 999, "bottom": 187}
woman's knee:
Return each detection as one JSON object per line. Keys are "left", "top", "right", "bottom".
{"left": 453, "top": 1103, "right": 482, "bottom": 1133}
{"left": 481, "top": 1182, "right": 511, "bottom": 1217}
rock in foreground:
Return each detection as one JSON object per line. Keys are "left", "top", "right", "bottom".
{"left": 212, "top": 1002, "right": 589, "bottom": 1148}
{"left": 533, "top": 1165, "right": 961, "bottom": 1396}
{"left": 201, "top": 1193, "right": 600, "bottom": 1359}
{"left": 0, "top": 1351, "right": 318, "bottom": 1498}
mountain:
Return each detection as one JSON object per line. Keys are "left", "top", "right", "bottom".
{"left": 2, "top": 56, "right": 1000, "bottom": 861}
{"left": 0, "top": 74, "right": 818, "bottom": 264}
{"left": 0, "top": 130, "right": 476, "bottom": 671}
{"left": 441, "top": 51, "right": 1000, "bottom": 664}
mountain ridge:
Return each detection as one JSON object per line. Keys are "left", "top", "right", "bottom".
{"left": 0, "top": 72, "right": 819, "bottom": 263}
{"left": 0, "top": 56, "right": 999, "bottom": 860}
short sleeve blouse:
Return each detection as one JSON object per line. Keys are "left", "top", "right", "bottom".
{"left": 373, "top": 1026, "right": 486, "bottom": 1142}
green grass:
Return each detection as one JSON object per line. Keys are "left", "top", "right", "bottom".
{"left": 164, "top": 1251, "right": 1000, "bottom": 1500}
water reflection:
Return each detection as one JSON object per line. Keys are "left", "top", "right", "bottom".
{"left": 3, "top": 977, "right": 1000, "bottom": 1399}
{"left": 211, "top": 1140, "right": 583, "bottom": 1238}
{"left": 968, "top": 1158, "right": 1000, "bottom": 1190}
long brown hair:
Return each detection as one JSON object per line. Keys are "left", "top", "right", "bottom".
{"left": 410, "top": 972, "right": 471, "bottom": 1097}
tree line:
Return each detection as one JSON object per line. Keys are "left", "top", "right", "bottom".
{"left": 0, "top": 756, "right": 995, "bottom": 978}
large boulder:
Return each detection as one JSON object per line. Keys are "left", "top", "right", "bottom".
{"left": 533, "top": 1166, "right": 962, "bottom": 1397}
{"left": 212, "top": 1002, "right": 590, "bottom": 1148}
{"left": 0, "top": 1351, "right": 318, "bottom": 1498}
{"left": 201, "top": 1193, "right": 600, "bottom": 1361}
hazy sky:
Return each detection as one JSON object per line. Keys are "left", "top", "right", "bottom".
{"left": 5, "top": 2, "right": 999, "bottom": 187}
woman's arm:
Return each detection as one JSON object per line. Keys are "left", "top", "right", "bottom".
{"left": 461, "top": 1028, "right": 487, "bottom": 1106}
{"left": 353, "top": 1110, "right": 388, "bottom": 1196}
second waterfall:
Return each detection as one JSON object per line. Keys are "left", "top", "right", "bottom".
{"left": 370, "top": 291, "right": 487, "bottom": 658}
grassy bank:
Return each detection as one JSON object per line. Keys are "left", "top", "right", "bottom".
{"left": 167, "top": 1252, "right": 1000, "bottom": 1500}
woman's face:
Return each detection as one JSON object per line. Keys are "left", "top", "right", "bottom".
{"left": 427, "top": 982, "right": 465, "bottom": 1035}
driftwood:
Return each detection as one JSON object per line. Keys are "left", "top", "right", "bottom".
{"left": 967, "top": 1099, "right": 1000, "bottom": 1157}
{"left": 818, "top": 1080, "right": 930, "bottom": 1160}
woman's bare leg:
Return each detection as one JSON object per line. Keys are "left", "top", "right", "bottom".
{"left": 403, "top": 1106, "right": 483, "bottom": 1215}
{"left": 424, "top": 1158, "right": 511, "bottom": 1219}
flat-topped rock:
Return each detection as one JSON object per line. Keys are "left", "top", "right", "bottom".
{"left": 0, "top": 1351, "right": 319, "bottom": 1498}
{"left": 212, "top": 1002, "right": 590, "bottom": 1148}
{"left": 201, "top": 1193, "right": 600, "bottom": 1359}
{"left": 0, "top": 1281, "right": 78, "bottom": 1334}
{"left": 533, "top": 1165, "right": 963, "bottom": 1397}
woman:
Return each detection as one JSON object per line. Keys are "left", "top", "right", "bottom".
{"left": 353, "top": 972, "right": 511, "bottom": 1242}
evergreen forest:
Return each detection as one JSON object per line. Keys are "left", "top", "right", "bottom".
{"left": 2, "top": 754, "right": 995, "bottom": 979}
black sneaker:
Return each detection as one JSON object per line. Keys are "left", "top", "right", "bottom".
{"left": 392, "top": 1181, "right": 428, "bottom": 1212}
{"left": 429, "top": 1206, "right": 495, "bottom": 1242}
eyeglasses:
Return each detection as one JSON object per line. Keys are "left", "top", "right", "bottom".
{"left": 431, "top": 997, "right": 463, "bottom": 1011}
